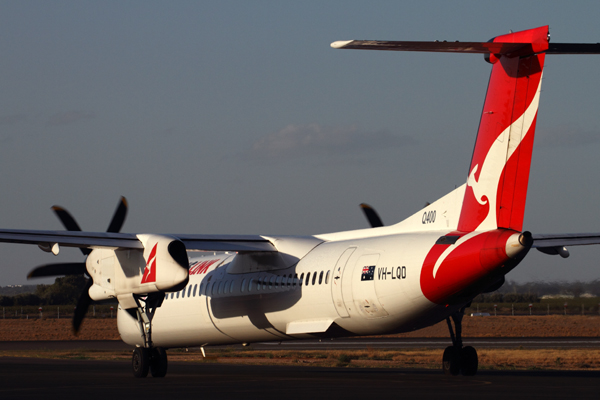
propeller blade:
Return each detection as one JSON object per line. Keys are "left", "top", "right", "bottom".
{"left": 51, "top": 205, "right": 91, "bottom": 255}
{"left": 51, "top": 206, "right": 83, "bottom": 231}
{"left": 27, "top": 262, "right": 86, "bottom": 279}
{"left": 359, "top": 203, "right": 384, "bottom": 228}
{"left": 73, "top": 278, "right": 93, "bottom": 335}
{"left": 106, "top": 196, "right": 128, "bottom": 233}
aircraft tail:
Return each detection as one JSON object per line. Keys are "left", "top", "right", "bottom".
{"left": 332, "top": 26, "right": 600, "bottom": 234}
{"left": 457, "top": 26, "right": 548, "bottom": 232}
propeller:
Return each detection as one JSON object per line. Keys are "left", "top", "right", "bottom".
{"left": 28, "top": 196, "right": 128, "bottom": 335}
{"left": 359, "top": 203, "right": 384, "bottom": 228}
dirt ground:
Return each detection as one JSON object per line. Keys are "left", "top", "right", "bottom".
{"left": 1, "top": 315, "right": 599, "bottom": 341}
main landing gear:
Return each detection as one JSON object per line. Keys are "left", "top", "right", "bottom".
{"left": 443, "top": 307, "right": 478, "bottom": 376}
{"left": 132, "top": 346, "right": 168, "bottom": 378}
{"left": 130, "top": 293, "right": 168, "bottom": 378}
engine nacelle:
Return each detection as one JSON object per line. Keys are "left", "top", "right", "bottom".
{"left": 86, "top": 234, "right": 189, "bottom": 306}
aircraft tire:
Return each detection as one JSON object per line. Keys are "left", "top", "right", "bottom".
{"left": 132, "top": 347, "right": 150, "bottom": 378}
{"left": 150, "top": 347, "right": 168, "bottom": 378}
{"left": 460, "top": 346, "right": 478, "bottom": 376}
{"left": 442, "top": 346, "right": 460, "bottom": 376}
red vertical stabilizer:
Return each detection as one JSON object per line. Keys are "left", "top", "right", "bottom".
{"left": 457, "top": 26, "right": 549, "bottom": 232}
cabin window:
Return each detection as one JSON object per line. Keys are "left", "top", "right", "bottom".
{"left": 170, "top": 293, "right": 174, "bottom": 299}
{"left": 210, "top": 282, "right": 216, "bottom": 296}
{"left": 241, "top": 279, "right": 246, "bottom": 293}
{"left": 262, "top": 277, "right": 267, "bottom": 290}
{"left": 187, "top": 285, "right": 192, "bottom": 297}
{"left": 318, "top": 271, "right": 324, "bottom": 285}
{"left": 200, "top": 282, "right": 205, "bottom": 295}
{"left": 176, "top": 291, "right": 180, "bottom": 299}
{"left": 305, "top": 272, "right": 311, "bottom": 286}
{"left": 269, "top": 276, "right": 275, "bottom": 289}
{"left": 276, "top": 275, "right": 282, "bottom": 288}
{"left": 249, "top": 278, "right": 254, "bottom": 292}
{"left": 312, "top": 272, "right": 317, "bottom": 285}
{"left": 299, "top": 273, "right": 304, "bottom": 286}
{"left": 325, "top": 270, "right": 330, "bottom": 285}
{"left": 218, "top": 281, "right": 224, "bottom": 294}
{"left": 294, "top": 274, "right": 299, "bottom": 287}
{"left": 193, "top": 284, "right": 197, "bottom": 297}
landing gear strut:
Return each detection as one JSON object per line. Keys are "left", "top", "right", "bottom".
{"left": 443, "top": 307, "right": 478, "bottom": 376}
{"left": 129, "top": 293, "right": 169, "bottom": 378}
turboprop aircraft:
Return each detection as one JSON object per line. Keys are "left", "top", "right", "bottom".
{"left": 2, "top": 25, "right": 600, "bottom": 377}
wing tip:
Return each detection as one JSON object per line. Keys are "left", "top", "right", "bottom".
{"left": 331, "top": 40, "right": 353, "bottom": 49}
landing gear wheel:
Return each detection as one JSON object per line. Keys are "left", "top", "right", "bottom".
{"left": 460, "top": 346, "right": 478, "bottom": 376}
{"left": 132, "top": 347, "right": 150, "bottom": 378}
{"left": 150, "top": 347, "right": 168, "bottom": 378}
{"left": 442, "top": 346, "right": 460, "bottom": 376}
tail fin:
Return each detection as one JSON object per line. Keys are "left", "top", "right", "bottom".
{"left": 457, "top": 26, "right": 548, "bottom": 232}
{"left": 331, "top": 26, "right": 600, "bottom": 233}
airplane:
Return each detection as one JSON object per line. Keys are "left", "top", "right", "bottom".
{"left": 2, "top": 25, "right": 600, "bottom": 378}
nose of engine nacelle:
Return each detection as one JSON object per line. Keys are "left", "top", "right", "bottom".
{"left": 137, "top": 234, "right": 190, "bottom": 292}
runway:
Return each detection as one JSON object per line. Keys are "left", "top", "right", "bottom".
{"left": 1, "top": 356, "right": 599, "bottom": 399}
{"left": 1, "top": 336, "right": 599, "bottom": 352}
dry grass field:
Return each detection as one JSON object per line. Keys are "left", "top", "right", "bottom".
{"left": 2, "top": 315, "right": 600, "bottom": 341}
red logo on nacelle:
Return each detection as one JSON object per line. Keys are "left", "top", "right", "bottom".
{"left": 141, "top": 243, "right": 158, "bottom": 284}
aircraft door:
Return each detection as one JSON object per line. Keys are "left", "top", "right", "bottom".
{"left": 331, "top": 247, "right": 356, "bottom": 318}
{"left": 352, "top": 254, "right": 388, "bottom": 318}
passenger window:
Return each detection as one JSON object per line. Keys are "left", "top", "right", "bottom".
{"left": 276, "top": 275, "right": 282, "bottom": 287}
{"left": 200, "top": 282, "right": 205, "bottom": 295}
{"left": 225, "top": 281, "right": 231, "bottom": 294}
{"left": 269, "top": 276, "right": 275, "bottom": 289}
{"left": 325, "top": 270, "right": 330, "bottom": 285}
{"left": 193, "top": 284, "right": 197, "bottom": 297}
{"left": 210, "top": 282, "right": 216, "bottom": 296}
{"left": 249, "top": 278, "right": 254, "bottom": 292}
{"left": 241, "top": 279, "right": 246, "bottom": 293}
{"left": 262, "top": 277, "right": 267, "bottom": 290}
{"left": 305, "top": 272, "right": 311, "bottom": 286}
{"left": 218, "top": 281, "right": 224, "bottom": 294}
{"left": 299, "top": 273, "right": 304, "bottom": 286}
{"left": 318, "top": 271, "right": 323, "bottom": 284}
{"left": 187, "top": 285, "right": 192, "bottom": 297}
{"left": 294, "top": 274, "right": 299, "bottom": 286}
{"left": 176, "top": 291, "right": 180, "bottom": 299}
{"left": 312, "top": 272, "right": 317, "bottom": 285}
{"left": 170, "top": 293, "right": 174, "bottom": 299}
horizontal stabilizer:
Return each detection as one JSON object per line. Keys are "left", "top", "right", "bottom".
{"left": 332, "top": 40, "right": 600, "bottom": 56}
{"left": 532, "top": 232, "right": 600, "bottom": 247}
{"left": 331, "top": 40, "right": 532, "bottom": 55}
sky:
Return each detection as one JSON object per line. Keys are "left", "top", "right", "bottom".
{"left": 1, "top": 1, "right": 600, "bottom": 286}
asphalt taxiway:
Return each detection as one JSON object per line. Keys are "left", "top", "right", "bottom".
{"left": 1, "top": 356, "right": 599, "bottom": 399}
{"left": 1, "top": 337, "right": 599, "bottom": 352}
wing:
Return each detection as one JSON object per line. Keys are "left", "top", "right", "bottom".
{"left": 0, "top": 228, "right": 278, "bottom": 253}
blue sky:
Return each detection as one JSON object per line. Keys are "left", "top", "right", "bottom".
{"left": 1, "top": 1, "right": 600, "bottom": 285}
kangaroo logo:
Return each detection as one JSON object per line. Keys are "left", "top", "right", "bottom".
{"left": 141, "top": 243, "right": 158, "bottom": 284}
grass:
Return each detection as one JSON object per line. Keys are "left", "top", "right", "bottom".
{"left": 3, "top": 348, "right": 599, "bottom": 371}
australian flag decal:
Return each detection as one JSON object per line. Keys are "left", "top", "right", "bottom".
{"left": 361, "top": 266, "right": 375, "bottom": 281}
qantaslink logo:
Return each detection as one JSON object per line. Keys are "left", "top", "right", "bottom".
{"left": 141, "top": 243, "right": 158, "bottom": 284}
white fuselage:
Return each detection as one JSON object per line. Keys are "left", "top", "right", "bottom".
{"left": 118, "top": 231, "right": 462, "bottom": 348}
